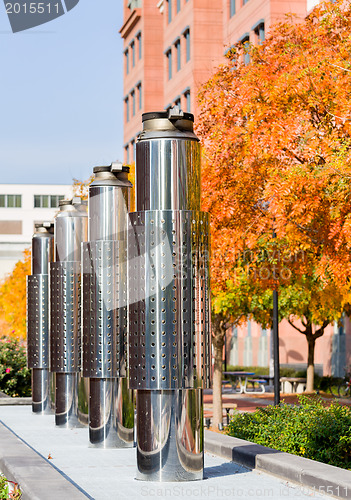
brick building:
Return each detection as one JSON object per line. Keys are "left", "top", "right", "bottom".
{"left": 120, "top": 0, "right": 313, "bottom": 164}
{"left": 119, "top": 0, "right": 350, "bottom": 377}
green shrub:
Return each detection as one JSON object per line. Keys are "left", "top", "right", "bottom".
{"left": 0, "top": 337, "right": 31, "bottom": 397}
{"left": 226, "top": 395, "right": 351, "bottom": 470}
{"left": 224, "top": 365, "right": 308, "bottom": 378}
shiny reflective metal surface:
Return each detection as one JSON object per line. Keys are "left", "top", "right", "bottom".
{"left": 130, "top": 109, "right": 211, "bottom": 481}
{"left": 82, "top": 241, "right": 117, "bottom": 377}
{"left": 89, "top": 184, "right": 129, "bottom": 242}
{"left": 55, "top": 203, "right": 88, "bottom": 262}
{"left": 51, "top": 199, "right": 88, "bottom": 427}
{"left": 32, "top": 368, "right": 51, "bottom": 414}
{"left": 32, "top": 228, "right": 54, "bottom": 274}
{"left": 83, "top": 166, "right": 134, "bottom": 447}
{"left": 55, "top": 373, "right": 88, "bottom": 427}
{"left": 136, "top": 389, "right": 203, "bottom": 481}
{"left": 136, "top": 139, "right": 200, "bottom": 212}
{"left": 27, "top": 224, "right": 54, "bottom": 414}
{"left": 128, "top": 210, "right": 211, "bottom": 390}
{"left": 89, "top": 378, "right": 134, "bottom": 448}
{"left": 50, "top": 261, "right": 81, "bottom": 372}
{"left": 27, "top": 275, "right": 49, "bottom": 369}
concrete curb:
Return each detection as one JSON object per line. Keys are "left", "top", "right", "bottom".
{"left": 0, "top": 397, "right": 31, "bottom": 406}
{"left": 0, "top": 422, "right": 90, "bottom": 500}
{"left": 205, "top": 430, "right": 351, "bottom": 499}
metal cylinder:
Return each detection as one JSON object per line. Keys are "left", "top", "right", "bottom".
{"left": 82, "top": 165, "right": 134, "bottom": 447}
{"left": 129, "top": 108, "right": 211, "bottom": 481}
{"left": 50, "top": 198, "right": 88, "bottom": 427}
{"left": 27, "top": 223, "right": 54, "bottom": 414}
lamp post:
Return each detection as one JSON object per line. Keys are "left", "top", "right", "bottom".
{"left": 272, "top": 229, "right": 280, "bottom": 405}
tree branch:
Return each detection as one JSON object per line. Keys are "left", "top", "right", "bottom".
{"left": 288, "top": 318, "right": 306, "bottom": 334}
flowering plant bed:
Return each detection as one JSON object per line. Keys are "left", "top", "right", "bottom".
{"left": 0, "top": 337, "right": 31, "bottom": 397}
{"left": 0, "top": 473, "right": 21, "bottom": 499}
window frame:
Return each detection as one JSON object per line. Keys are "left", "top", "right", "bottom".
{"left": 183, "top": 28, "right": 190, "bottom": 62}
{"left": 166, "top": 49, "right": 172, "bottom": 80}
{"left": 0, "top": 194, "right": 22, "bottom": 208}
{"left": 175, "top": 39, "right": 181, "bottom": 71}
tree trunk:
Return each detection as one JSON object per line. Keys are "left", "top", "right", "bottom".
{"left": 211, "top": 313, "right": 228, "bottom": 429}
{"left": 288, "top": 316, "right": 329, "bottom": 394}
{"left": 306, "top": 333, "right": 315, "bottom": 392}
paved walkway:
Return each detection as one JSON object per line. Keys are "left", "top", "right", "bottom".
{"left": 0, "top": 406, "right": 334, "bottom": 500}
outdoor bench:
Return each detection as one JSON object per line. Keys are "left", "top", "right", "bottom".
{"left": 246, "top": 379, "right": 267, "bottom": 393}
{"left": 204, "top": 402, "right": 237, "bottom": 425}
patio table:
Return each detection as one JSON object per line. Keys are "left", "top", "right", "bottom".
{"left": 223, "top": 371, "right": 255, "bottom": 394}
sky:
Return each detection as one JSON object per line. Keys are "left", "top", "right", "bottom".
{"left": 0, "top": 0, "right": 124, "bottom": 185}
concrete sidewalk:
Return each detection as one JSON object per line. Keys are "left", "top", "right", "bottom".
{"left": 0, "top": 406, "right": 335, "bottom": 500}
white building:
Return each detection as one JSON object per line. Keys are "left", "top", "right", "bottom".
{"left": 0, "top": 184, "right": 73, "bottom": 280}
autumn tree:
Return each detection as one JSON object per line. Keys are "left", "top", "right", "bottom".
{"left": 197, "top": 1, "right": 351, "bottom": 425}
{"left": 0, "top": 249, "right": 31, "bottom": 340}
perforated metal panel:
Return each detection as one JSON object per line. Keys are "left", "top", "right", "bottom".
{"left": 128, "top": 210, "right": 211, "bottom": 390}
{"left": 50, "top": 261, "right": 81, "bottom": 373}
{"left": 27, "top": 274, "right": 49, "bottom": 369}
{"left": 82, "top": 240, "right": 126, "bottom": 378}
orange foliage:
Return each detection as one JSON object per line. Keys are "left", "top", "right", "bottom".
{"left": 198, "top": 0, "right": 351, "bottom": 294}
{"left": 72, "top": 175, "right": 94, "bottom": 199}
{"left": 0, "top": 249, "right": 31, "bottom": 340}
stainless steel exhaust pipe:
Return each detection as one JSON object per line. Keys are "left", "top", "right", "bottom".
{"left": 27, "top": 222, "right": 54, "bottom": 414}
{"left": 50, "top": 198, "right": 88, "bottom": 427}
{"left": 82, "top": 165, "right": 134, "bottom": 447}
{"left": 129, "top": 108, "right": 211, "bottom": 481}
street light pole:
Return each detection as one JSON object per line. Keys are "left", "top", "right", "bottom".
{"left": 272, "top": 229, "right": 280, "bottom": 405}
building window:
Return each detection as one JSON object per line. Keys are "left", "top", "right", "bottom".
{"left": 136, "top": 32, "right": 142, "bottom": 59}
{"left": 177, "top": 0, "right": 181, "bottom": 13}
{"left": 34, "top": 195, "right": 63, "bottom": 208}
{"left": 184, "top": 29, "right": 190, "bottom": 62}
{"left": 241, "top": 36, "right": 250, "bottom": 64}
{"left": 131, "top": 90, "right": 136, "bottom": 116}
{"left": 124, "top": 49, "right": 129, "bottom": 75}
{"left": 0, "top": 194, "right": 22, "bottom": 208}
{"left": 131, "top": 40, "right": 135, "bottom": 67}
{"left": 167, "top": 0, "right": 172, "bottom": 23}
{"left": 137, "top": 82, "right": 142, "bottom": 109}
{"left": 230, "top": 0, "right": 235, "bottom": 17}
{"left": 174, "top": 97, "right": 181, "bottom": 108}
{"left": 125, "top": 97, "right": 129, "bottom": 122}
{"left": 254, "top": 22, "right": 265, "bottom": 44}
{"left": 184, "top": 90, "right": 191, "bottom": 112}
{"left": 127, "top": 0, "right": 142, "bottom": 8}
{"left": 131, "top": 140, "right": 136, "bottom": 162}
{"left": 125, "top": 145, "right": 130, "bottom": 164}
{"left": 166, "top": 49, "right": 172, "bottom": 80}
{"left": 175, "top": 39, "right": 181, "bottom": 71}
{"left": 243, "top": 0, "right": 248, "bottom": 4}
